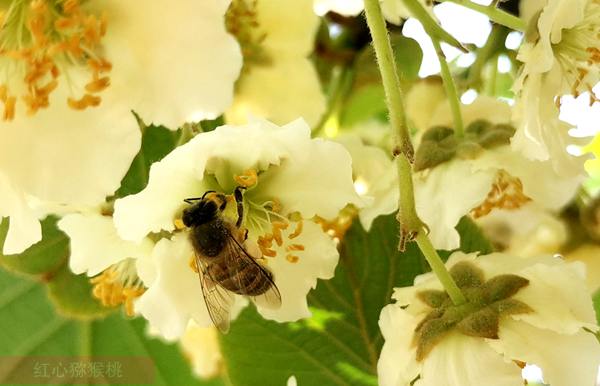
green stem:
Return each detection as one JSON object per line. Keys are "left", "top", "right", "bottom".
{"left": 363, "top": 0, "right": 412, "bottom": 158}
{"left": 364, "top": 0, "right": 466, "bottom": 305}
{"left": 430, "top": 37, "right": 464, "bottom": 138}
{"left": 313, "top": 65, "right": 353, "bottom": 136}
{"left": 415, "top": 233, "right": 466, "bottom": 305}
{"left": 466, "top": 25, "right": 508, "bottom": 88}
{"left": 437, "top": 0, "right": 526, "bottom": 32}
{"left": 364, "top": 0, "right": 422, "bottom": 249}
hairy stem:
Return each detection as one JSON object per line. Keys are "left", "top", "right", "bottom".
{"left": 416, "top": 233, "right": 467, "bottom": 305}
{"left": 430, "top": 37, "right": 464, "bottom": 138}
{"left": 364, "top": 0, "right": 422, "bottom": 250}
{"left": 364, "top": 0, "right": 466, "bottom": 305}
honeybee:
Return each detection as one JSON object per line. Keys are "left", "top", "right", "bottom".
{"left": 182, "top": 186, "right": 282, "bottom": 333}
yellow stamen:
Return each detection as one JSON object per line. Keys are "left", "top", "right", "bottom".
{"left": 90, "top": 266, "right": 145, "bottom": 317}
{"left": 189, "top": 256, "right": 199, "bottom": 273}
{"left": 286, "top": 244, "right": 305, "bottom": 252}
{"left": 286, "top": 254, "right": 299, "bottom": 263}
{"left": 0, "top": 0, "right": 112, "bottom": 120}
{"left": 470, "top": 170, "right": 531, "bottom": 219}
{"left": 234, "top": 168, "right": 258, "bottom": 188}
{"left": 288, "top": 220, "right": 303, "bottom": 239}
{"left": 174, "top": 218, "right": 185, "bottom": 230}
{"left": 67, "top": 93, "right": 101, "bottom": 110}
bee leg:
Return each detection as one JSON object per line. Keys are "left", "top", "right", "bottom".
{"left": 234, "top": 186, "right": 246, "bottom": 228}
{"left": 184, "top": 190, "right": 216, "bottom": 204}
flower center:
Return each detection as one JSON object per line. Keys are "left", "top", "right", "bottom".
{"left": 553, "top": 0, "right": 600, "bottom": 101}
{"left": 247, "top": 198, "right": 305, "bottom": 264}
{"left": 225, "top": 0, "right": 271, "bottom": 70}
{"left": 90, "top": 259, "right": 144, "bottom": 317}
{"left": 471, "top": 170, "right": 531, "bottom": 219}
{"left": 0, "top": 0, "right": 111, "bottom": 120}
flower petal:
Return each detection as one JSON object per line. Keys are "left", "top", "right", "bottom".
{"left": 227, "top": 58, "right": 326, "bottom": 128}
{"left": 57, "top": 213, "right": 154, "bottom": 276}
{"left": 416, "top": 332, "right": 523, "bottom": 386}
{"left": 377, "top": 305, "right": 421, "bottom": 386}
{"left": 336, "top": 135, "right": 398, "bottom": 230}
{"left": 0, "top": 173, "right": 41, "bottom": 255}
{"left": 255, "top": 136, "right": 363, "bottom": 219}
{"left": 104, "top": 0, "right": 242, "bottom": 126}
{"left": 414, "top": 160, "right": 496, "bottom": 250}
{"left": 256, "top": 0, "right": 319, "bottom": 56}
{"left": 487, "top": 319, "right": 600, "bottom": 386}
{"left": 134, "top": 234, "right": 213, "bottom": 340}
{"left": 255, "top": 221, "right": 338, "bottom": 321}
{"left": 512, "top": 260, "right": 598, "bottom": 333}
{"left": 0, "top": 94, "right": 141, "bottom": 206}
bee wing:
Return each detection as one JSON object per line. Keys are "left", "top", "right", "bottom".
{"left": 223, "top": 229, "right": 282, "bottom": 310}
{"left": 195, "top": 254, "right": 234, "bottom": 333}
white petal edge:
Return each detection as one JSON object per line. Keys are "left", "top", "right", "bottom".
{"left": 57, "top": 213, "right": 154, "bottom": 276}
{"left": 255, "top": 221, "right": 338, "bottom": 321}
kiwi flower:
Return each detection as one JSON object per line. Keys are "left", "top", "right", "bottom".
{"left": 226, "top": 0, "right": 325, "bottom": 127}
{"left": 0, "top": 0, "right": 242, "bottom": 254}
{"left": 512, "top": 0, "right": 600, "bottom": 176}
{"left": 378, "top": 251, "right": 600, "bottom": 386}
{"left": 112, "top": 118, "right": 362, "bottom": 339}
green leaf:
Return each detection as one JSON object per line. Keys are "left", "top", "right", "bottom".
{"left": 0, "top": 216, "right": 68, "bottom": 276}
{"left": 220, "top": 213, "right": 491, "bottom": 386}
{"left": 46, "top": 263, "right": 113, "bottom": 320}
{"left": 455, "top": 216, "right": 494, "bottom": 255}
{"left": 390, "top": 34, "right": 423, "bottom": 82}
{"left": 1, "top": 216, "right": 120, "bottom": 319}
{"left": 116, "top": 124, "right": 181, "bottom": 198}
{"left": 341, "top": 84, "right": 387, "bottom": 127}
{"left": 341, "top": 34, "right": 423, "bottom": 127}
{"left": 0, "top": 266, "right": 222, "bottom": 386}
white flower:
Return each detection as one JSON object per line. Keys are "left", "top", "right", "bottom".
{"left": 335, "top": 134, "right": 397, "bottom": 230}
{"left": 566, "top": 244, "right": 600, "bottom": 293}
{"left": 512, "top": 0, "right": 599, "bottom": 175}
{"left": 226, "top": 0, "right": 325, "bottom": 127}
{"left": 413, "top": 97, "right": 581, "bottom": 250}
{"left": 57, "top": 210, "right": 155, "bottom": 316}
{"left": 179, "top": 322, "right": 223, "bottom": 379}
{"left": 378, "top": 251, "right": 600, "bottom": 386}
{"left": 113, "top": 118, "right": 362, "bottom": 339}
{"left": 476, "top": 202, "right": 568, "bottom": 257}
{"left": 0, "top": 0, "right": 242, "bottom": 254}
{"left": 313, "top": 0, "right": 429, "bottom": 24}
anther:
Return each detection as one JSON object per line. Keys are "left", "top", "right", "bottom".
{"left": 286, "top": 244, "right": 304, "bottom": 252}
{"left": 288, "top": 220, "right": 303, "bottom": 239}
{"left": 234, "top": 169, "right": 258, "bottom": 187}
{"left": 286, "top": 254, "right": 299, "bottom": 263}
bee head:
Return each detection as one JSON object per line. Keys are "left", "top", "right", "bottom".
{"left": 182, "top": 199, "right": 219, "bottom": 227}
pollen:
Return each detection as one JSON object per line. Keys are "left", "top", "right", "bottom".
{"left": 286, "top": 254, "right": 299, "bottom": 263}
{"left": 288, "top": 220, "right": 303, "bottom": 239}
{"left": 174, "top": 218, "right": 186, "bottom": 230}
{"left": 258, "top": 234, "right": 277, "bottom": 257}
{"left": 0, "top": 0, "right": 112, "bottom": 120}
{"left": 90, "top": 263, "right": 145, "bottom": 317}
{"left": 315, "top": 206, "right": 357, "bottom": 243}
{"left": 286, "top": 244, "right": 304, "bottom": 252}
{"left": 470, "top": 170, "right": 531, "bottom": 219}
{"left": 234, "top": 169, "right": 258, "bottom": 188}
{"left": 189, "top": 255, "right": 200, "bottom": 273}
{"left": 271, "top": 221, "right": 288, "bottom": 246}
